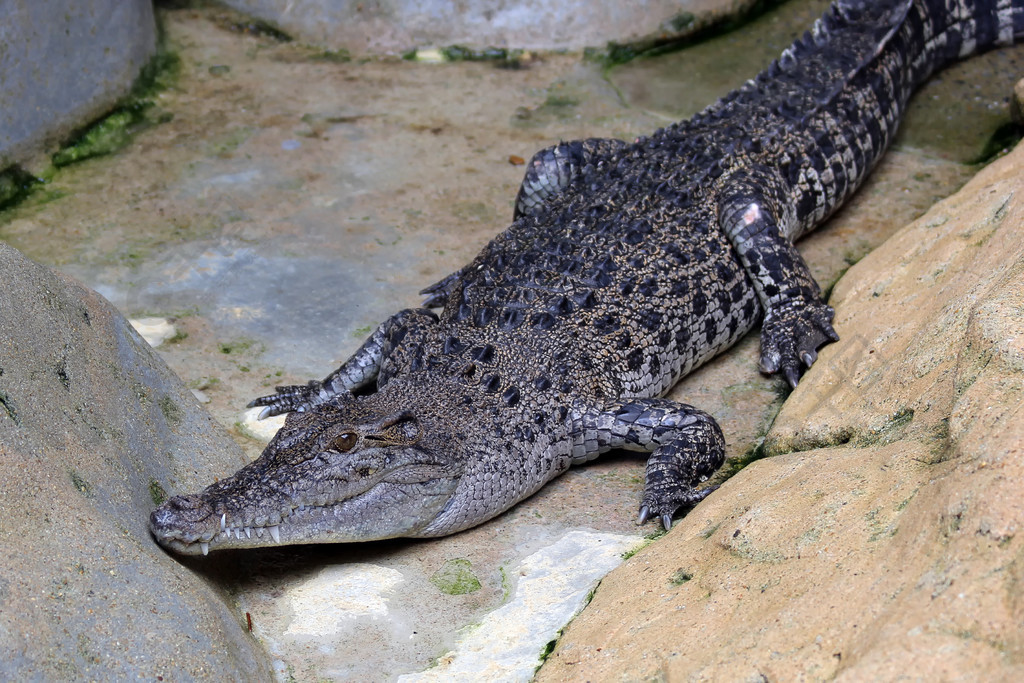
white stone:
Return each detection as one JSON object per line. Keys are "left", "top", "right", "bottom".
{"left": 284, "top": 564, "right": 405, "bottom": 636}
{"left": 239, "top": 406, "right": 286, "bottom": 443}
{"left": 128, "top": 317, "right": 177, "bottom": 347}
{"left": 398, "top": 529, "right": 640, "bottom": 682}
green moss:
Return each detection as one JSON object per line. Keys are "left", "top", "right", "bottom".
{"left": 543, "top": 94, "right": 579, "bottom": 108}
{"left": 225, "top": 17, "right": 292, "bottom": 42}
{"left": 149, "top": 478, "right": 168, "bottom": 506}
{"left": 52, "top": 49, "right": 180, "bottom": 168}
{"left": 158, "top": 395, "right": 183, "bottom": 425}
{"left": 219, "top": 338, "right": 255, "bottom": 355}
{"left": 165, "top": 329, "right": 189, "bottom": 344}
{"left": 499, "top": 565, "right": 513, "bottom": 602}
{"left": 1, "top": 46, "right": 180, "bottom": 212}
{"left": 669, "top": 568, "right": 693, "bottom": 585}
{"left": 429, "top": 558, "right": 482, "bottom": 595}
{"left": 53, "top": 109, "right": 141, "bottom": 167}
{"left": 0, "top": 166, "right": 44, "bottom": 211}
{"left": 621, "top": 541, "right": 648, "bottom": 560}
{"left": 667, "top": 12, "right": 697, "bottom": 32}
{"left": 207, "top": 126, "right": 254, "bottom": 158}
{"left": 972, "top": 121, "right": 1023, "bottom": 164}
{"left": 69, "top": 469, "right": 92, "bottom": 497}
{"left": 442, "top": 45, "right": 524, "bottom": 66}
{"left": 311, "top": 49, "right": 351, "bottom": 63}
{"left": 699, "top": 522, "right": 720, "bottom": 539}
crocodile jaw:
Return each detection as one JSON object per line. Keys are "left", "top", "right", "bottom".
{"left": 150, "top": 474, "right": 459, "bottom": 555}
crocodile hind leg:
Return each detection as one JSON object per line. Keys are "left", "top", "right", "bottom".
{"left": 719, "top": 177, "right": 839, "bottom": 387}
{"left": 514, "top": 138, "right": 626, "bottom": 219}
{"left": 575, "top": 398, "right": 725, "bottom": 530}
{"left": 248, "top": 308, "right": 439, "bottom": 418}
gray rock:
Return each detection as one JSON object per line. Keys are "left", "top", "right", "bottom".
{"left": 0, "top": 244, "right": 271, "bottom": 679}
{"left": 0, "top": 0, "right": 156, "bottom": 167}
{"left": 218, "top": 0, "right": 747, "bottom": 55}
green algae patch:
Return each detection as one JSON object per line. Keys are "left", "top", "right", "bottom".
{"left": 69, "top": 469, "right": 92, "bottom": 497}
{"left": 149, "top": 478, "right": 169, "bottom": 506}
{"left": 406, "top": 45, "right": 525, "bottom": 68}
{"left": 53, "top": 108, "right": 144, "bottom": 167}
{"left": 669, "top": 568, "right": 694, "bottom": 585}
{"left": 159, "top": 395, "right": 183, "bottom": 425}
{"left": 53, "top": 50, "right": 180, "bottom": 168}
{"left": 430, "top": 558, "right": 482, "bottom": 595}
{"left": 0, "top": 166, "right": 45, "bottom": 211}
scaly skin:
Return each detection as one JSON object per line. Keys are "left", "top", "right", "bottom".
{"left": 151, "top": 0, "right": 1024, "bottom": 555}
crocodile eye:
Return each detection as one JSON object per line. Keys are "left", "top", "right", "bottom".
{"left": 331, "top": 432, "right": 357, "bottom": 452}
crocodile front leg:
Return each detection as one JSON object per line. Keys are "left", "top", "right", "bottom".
{"left": 719, "top": 177, "right": 839, "bottom": 387}
{"left": 574, "top": 398, "right": 725, "bottom": 530}
{"left": 514, "top": 138, "right": 627, "bottom": 219}
{"left": 249, "top": 308, "right": 439, "bottom": 418}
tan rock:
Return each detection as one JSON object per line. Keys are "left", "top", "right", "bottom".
{"left": 536, "top": 143, "right": 1024, "bottom": 680}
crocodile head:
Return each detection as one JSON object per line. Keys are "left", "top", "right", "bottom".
{"left": 150, "top": 381, "right": 467, "bottom": 555}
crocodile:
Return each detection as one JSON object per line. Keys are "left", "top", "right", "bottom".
{"left": 151, "top": 0, "right": 1024, "bottom": 555}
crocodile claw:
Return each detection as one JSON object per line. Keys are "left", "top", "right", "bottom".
{"left": 637, "top": 505, "right": 650, "bottom": 525}
{"left": 248, "top": 380, "right": 327, "bottom": 418}
{"left": 759, "top": 298, "right": 837, "bottom": 387}
{"left": 636, "top": 506, "right": 675, "bottom": 530}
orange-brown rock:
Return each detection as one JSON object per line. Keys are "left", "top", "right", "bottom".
{"left": 537, "top": 141, "right": 1024, "bottom": 681}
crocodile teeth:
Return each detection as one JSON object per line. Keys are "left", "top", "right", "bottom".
{"left": 220, "top": 513, "right": 226, "bottom": 532}
{"left": 255, "top": 527, "right": 265, "bottom": 538}
{"left": 200, "top": 542, "right": 210, "bottom": 556}
{"left": 269, "top": 525, "right": 281, "bottom": 544}
{"left": 245, "top": 527, "right": 252, "bottom": 538}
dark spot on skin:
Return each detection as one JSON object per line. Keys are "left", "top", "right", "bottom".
{"left": 572, "top": 290, "right": 596, "bottom": 309}
{"left": 638, "top": 310, "right": 662, "bottom": 332}
{"left": 444, "top": 336, "right": 465, "bottom": 355}
{"left": 470, "top": 345, "right": 495, "bottom": 363}
{"left": 550, "top": 296, "right": 573, "bottom": 316}
{"left": 531, "top": 312, "right": 556, "bottom": 330}
{"left": 637, "top": 277, "right": 658, "bottom": 297}
{"left": 502, "top": 386, "right": 520, "bottom": 406}
{"left": 482, "top": 373, "right": 502, "bottom": 392}
{"left": 533, "top": 376, "right": 551, "bottom": 391}
{"left": 593, "top": 313, "right": 620, "bottom": 335}
{"left": 474, "top": 306, "right": 496, "bottom": 327}
{"left": 499, "top": 307, "right": 524, "bottom": 331}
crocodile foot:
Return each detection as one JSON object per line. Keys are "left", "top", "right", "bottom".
{"left": 759, "top": 296, "right": 838, "bottom": 388}
{"left": 248, "top": 380, "right": 329, "bottom": 419}
{"left": 638, "top": 485, "right": 719, "bottom": 531}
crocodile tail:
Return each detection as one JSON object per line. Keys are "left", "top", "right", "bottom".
{"left": 908, "top": 0, "right": 1024, "bottom": 84}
